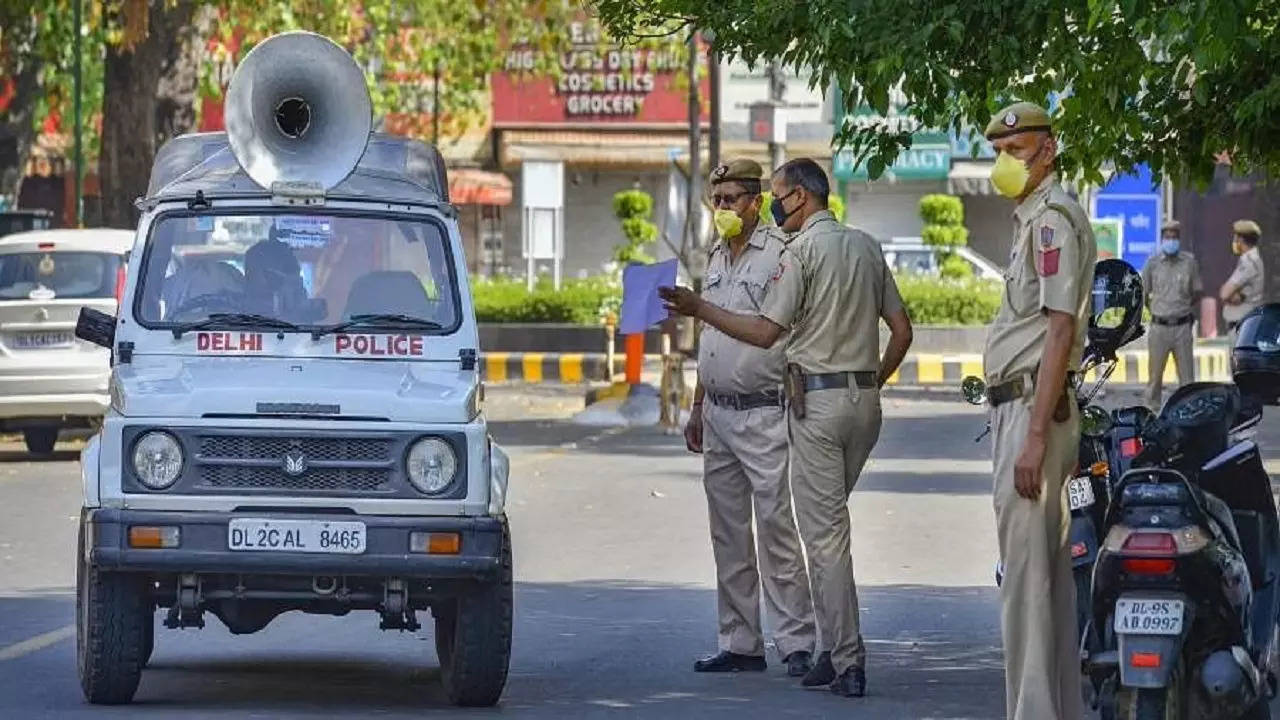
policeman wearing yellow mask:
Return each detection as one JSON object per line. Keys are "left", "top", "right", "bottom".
{"left": 983, "top": 102, "right": 1096, "bottom": 720}
{"left": 686, "top": 158, "right": 818, "bottom": 678}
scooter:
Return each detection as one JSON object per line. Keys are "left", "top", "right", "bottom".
{"left": 1084, "top": 381, "right": 1279, "bottom": 720}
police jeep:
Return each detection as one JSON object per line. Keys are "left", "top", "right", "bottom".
{"left": 72, "top": 32, "right": 512, "bottom": 707}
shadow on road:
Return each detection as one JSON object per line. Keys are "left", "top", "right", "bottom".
{"left": 0, "top": 449, "right": 81, "bottom": 464}
{"left": 0, "top": 581, "right": 1005, "bottom": 718}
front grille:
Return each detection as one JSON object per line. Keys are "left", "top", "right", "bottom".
{"left": 198, "top": 436, "right": 392, "bottom": 463}
{"left": 198, "top": 465, "right": 390, "bottom": 492}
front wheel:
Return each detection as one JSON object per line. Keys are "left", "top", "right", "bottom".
{"left": 76, "top": 524, "right": 151, "bottom": 704}
{"left": 434, "top": 517, "right": 513, "bottom": 707}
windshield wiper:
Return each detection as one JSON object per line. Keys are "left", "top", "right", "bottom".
{"left": 310, "top": 313, "right": 444, "bottom": 340}
{"left": 170, "top": 313, "right": 301, "bottom": 339}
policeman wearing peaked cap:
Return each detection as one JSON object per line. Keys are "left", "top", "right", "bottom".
{"left": 1141, "top": 218, "right": 1203, "bottom": 409}
{"left": 982, "top": 101, "right": 1096, "bottom": 720}
{"left": 1222, "top": 219, "right": 1264, "bottom": 347}
{"left": 684, "top": 158, "right": 818, "bottom": 678}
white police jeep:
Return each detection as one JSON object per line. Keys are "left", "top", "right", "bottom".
{"left": 73, "top": 32, "right": 512, "bottom": 707}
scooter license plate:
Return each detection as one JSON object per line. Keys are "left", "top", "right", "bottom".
{"left": 1067, "top": 476, "right": 1095, "bottom": 511}
{"left": 1114, "top": 598, "right": 1184, "bottom": 635}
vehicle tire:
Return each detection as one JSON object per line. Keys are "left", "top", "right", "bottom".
{"left": 1114, "top": 656, "right": 1186, "bottom": 720}
{"left": 76, "top": 523, "right": 150, "bottom": 704}
{"left": 1074, "top": 566, "right": 1092, "bottom": 645}
{"left": 435, "top": 517, "right": 513, "bottom": 707}
{"left": 140, "top": 609, "right": 155, "bottom": 668}
{"left": 24, "top": 428, "right": 58, "bottom": 456}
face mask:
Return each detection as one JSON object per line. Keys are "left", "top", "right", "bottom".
{"left": 713, "top": 209, "right": 744, "bottom": 239}
{"left": 990, "top": 151, "right": 1031, "bottom": 198}
{"left": 1160, "top": 238, "right": 1180, "bottom": 255}
{"left": 771, "top": 189, "right": 800, "bottom": 227}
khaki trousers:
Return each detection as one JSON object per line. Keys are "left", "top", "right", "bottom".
{"left": 703, "top": 402, "right": 817, "bottom": 658}
{"left": 787, "top": 386, "right": 881, "bottom": 675}
{"left": 991, "top": 398, "right": 1082, "bottom": 720}
{"left": 1145, "top": 322, "right": 1194, "bottom": 410}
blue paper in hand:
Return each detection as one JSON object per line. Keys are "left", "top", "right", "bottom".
{"left": 619, "top": 259, "right": 678, "bottom": 335}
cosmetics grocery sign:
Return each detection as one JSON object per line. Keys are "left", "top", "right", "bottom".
{"left": 492, "top": 20, "right": 709, "bottom": 126}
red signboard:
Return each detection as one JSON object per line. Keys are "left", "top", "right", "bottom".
{"left": 492, "top": 22, "right": 709, "bottom": 127}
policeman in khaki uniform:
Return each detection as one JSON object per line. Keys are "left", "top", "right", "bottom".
{"left": 1141, "top": 219, "right": 1203, "bottom": 409}
{"left": 1221, "top": 219, "right": 1264, "bottom": 347}
{"left": 982, "top": 102, "right": 1096, "bottom": 720}
{"left": 661, "top": 158, "right": 914, "bottom": 698}
{"left": 685, "top": 159, "right": 818, "bottom": 677}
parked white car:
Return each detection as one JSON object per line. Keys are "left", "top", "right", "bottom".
{"left": 0, "top": 228, "right": 132, "bottom": 454}
{"left": 881, "top": 237, "right": 1003, "bottom": 280}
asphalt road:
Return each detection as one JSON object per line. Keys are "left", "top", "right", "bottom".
{"left": 0, "top": 387, "right": 1277, "bottom": 719}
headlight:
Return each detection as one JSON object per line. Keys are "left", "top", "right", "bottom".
{"left": 406, "top": 437, "right": 457, "bottom": 494}
{"left": 132, "top": 432, "right": 183, "bottom": 489}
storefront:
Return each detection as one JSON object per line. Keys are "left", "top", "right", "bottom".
{"left": 490, "top": 19, "right": 709, "bottom": 280}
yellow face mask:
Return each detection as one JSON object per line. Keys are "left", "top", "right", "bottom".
{"left": 990, "top": 151, "right": 1031, "bottom": 198}
{"left": 714, "top": 209, "right": 744, "bottom": 239}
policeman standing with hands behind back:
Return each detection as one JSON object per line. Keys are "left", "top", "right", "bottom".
{"left": 686, "top": 159, "right": 818, "bottom": 678}
{"left": 1220, "top": 219, "right": 1264, "bottom": 348}
{"left": 982, "top": 102, "right": 1095, "bottom": 720}
{"left": 661, "top": 158, "right": 914, "bottom": 698}
{"left": 1141, "top": 220, "right": 1202, "bottom": 410}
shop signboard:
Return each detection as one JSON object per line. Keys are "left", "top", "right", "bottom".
{"left": 493, "top": 20, "right": 709, "bottom": 126}
{"left": 1095, "top": 163, "right": 1161, "bottom": 270}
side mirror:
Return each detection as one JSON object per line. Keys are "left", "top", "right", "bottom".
{"left": 961, "top": 375, "right": 987, "bottom": 405}
{"left": 1081, "top": 405, "right": 1113, "bottom": 437}
{"left": 76, "top": 307, "right": 116, "bottom": 349}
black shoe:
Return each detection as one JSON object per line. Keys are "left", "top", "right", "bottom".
{"left": 830, "top": 666, "right": 866, "bottom": 697}
{"left": 783, "top": 650, "right": 813, "bottom": 678}
{"left": 801, "top": 651, "right": 835, "bottom": 687}
{"left": 693, "top": 650, "right": 767, "bottom": 673}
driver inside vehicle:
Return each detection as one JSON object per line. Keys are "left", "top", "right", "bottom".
{"left": 243, "top": 231, "right": 324, "bottom": 323}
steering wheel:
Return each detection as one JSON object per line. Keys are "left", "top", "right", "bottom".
{"left": 167, "top": 291, "right": 243, "bottom": 320}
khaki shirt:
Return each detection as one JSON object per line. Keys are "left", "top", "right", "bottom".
{"left": 1141, "top": 251, "right": 1202, "bottom": 319}
{"left": 698, "top": 223, "right": 788, "bottom": 394}
{"left": 983, "top": 174, "right": 1097, "bottom": 385}
{"left": 1223, "top": 247, "right": 1264, "bottom": 323}
{"left": 760, "top": 210, "right": 904, "bottom": 373}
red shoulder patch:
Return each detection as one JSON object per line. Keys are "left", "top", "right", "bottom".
{"left": 1037, "top": 248, "right": 1061, "bottom": 276}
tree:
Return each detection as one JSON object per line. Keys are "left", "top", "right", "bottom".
{"left": 611, "top": 189, "right": 658, "bottom": 265}
{"left": 593, "top": 0, "right": 1280, "bottom": 187}
{"left": 919, "top": 193, "right": 971, "bottom": 279}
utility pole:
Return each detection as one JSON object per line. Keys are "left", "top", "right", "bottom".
{"left": 685, "top": 29, "right": 702, "bottom": 255}
{"left": 766, "top": 60, "right": 786, "bottom": 170}
{"left": 708, "top": 46, "right": 721, "bottom": 172}
{"left": 73, "top": 0, "right": 83, "bottom": 226}
{"left": 431, "top": 59, "right": 441, "bottom": 147}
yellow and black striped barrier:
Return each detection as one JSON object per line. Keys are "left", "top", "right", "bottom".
{"left": 478, "top": 347, "right": 1233, "bottom": 386}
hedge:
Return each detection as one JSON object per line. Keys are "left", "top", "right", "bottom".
{"left": 472, "top": 273, "right": 1002, "bottom": 326}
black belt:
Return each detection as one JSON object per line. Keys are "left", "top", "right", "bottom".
{"left": 1152, "top": 313, "right": 1195, "bottom": 326}
{"left": 986, "top": 373, "right": 1078, "bottom": 408}
{"left": 706, "top": 389, "right": 784, "bottom": 410}
{"left": 803, "top": 371, "right": 877, "bottom": 392}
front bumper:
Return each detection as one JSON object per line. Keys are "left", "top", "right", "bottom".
{"left": 84, "top": 508, "right": 503, "bottom": 580}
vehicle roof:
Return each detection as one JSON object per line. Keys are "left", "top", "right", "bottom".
{"left": 0, "top": 228, "right": 134, "bottom": 254}
{"left": 146, "top": 132, "right": 450, "bottom": 207}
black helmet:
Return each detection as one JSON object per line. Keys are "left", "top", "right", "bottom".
{"left": 1232, "top": 303, "right": 1280, "bottom": 404}
{"left": 1086, "top": 258, "right": 1145, "bottom": 359}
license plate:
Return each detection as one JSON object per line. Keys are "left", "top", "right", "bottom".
{"left": 228, "top": 518, "right": 366, "bottom": 554}
{"left": 1114, "top": 598, "right": 1184, "bottom": 635}
{"left": 11, "top": 331, "right": 73, "bottom": 349}
{"left": 1067, "top": 476, "right": 1096, "bottom": 511}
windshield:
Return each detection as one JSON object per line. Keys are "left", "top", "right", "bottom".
{"left": 134, "top": 212, "right": 459, "bottom": 332}
{"left": 0, "top": 251, "right": 122, "bottom": 300}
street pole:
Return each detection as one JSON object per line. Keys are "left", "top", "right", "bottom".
{"left": 432, "top": 59, "right": 441, "bottom": 147}
{"left": 685, "top": 29, "right": 702, "bottom": 254}
{"left": 708, "top": 46, "right": 720, "bottom": 172}
{"left": 72, "top": 0, "right": 83, "bottom": 226}
{"left": 767, "top": 60, "right": 785, "bottom": 170}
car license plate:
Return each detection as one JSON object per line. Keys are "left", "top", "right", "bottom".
{"left": 1114, "top": 598, "right": 1184, "bottom": 635}
{"left": 11, "top": 331, "right": 73, "bottom": 349}
{"left": 228, "top": 518, "right": 366, "bottom": 554}
{"left": 1067, "top": 476, "right": 1096, "bottom": 511}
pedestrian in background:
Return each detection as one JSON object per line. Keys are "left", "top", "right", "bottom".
{"left": 1141, "top": 220, "right": 1202, "bottom": 409}
{"left": 660, "top": 158, "right": 914, "bottom": 698}
{"left": 981, "top": 102, "right": 1096, "bottom": 720}
{"left": 1221, "top": 219, "right": 1264, "bottom": 348}
{"left": 684, "top": 159, "right": 817, "bottom": 677}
